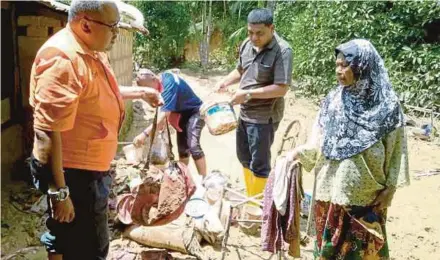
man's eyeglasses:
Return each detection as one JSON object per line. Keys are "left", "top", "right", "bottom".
{"left": 83, "top": 16, "right": 120, "bottom": 30}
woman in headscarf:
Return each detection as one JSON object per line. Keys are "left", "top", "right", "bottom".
{"left": 288, "top": 39, "right": 410, "bottom": 259}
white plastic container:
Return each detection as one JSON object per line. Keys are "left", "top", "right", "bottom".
{"left": 201, "top": 102, "right": 237, "bottom": 136}
{"left": 122, "top": 144, "right": 144, "bottom": 164}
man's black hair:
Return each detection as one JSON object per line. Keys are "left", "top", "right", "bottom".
{"left": 247, "top": 8, "right": 273, "bottom": 25}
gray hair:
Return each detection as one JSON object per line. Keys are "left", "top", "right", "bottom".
{"left": 247, "top": 8, "right": 273, "bottom": 25}
{"left": 138, "top": 68, "right": 156, "bottom": 77}
{"left": 68, "top": 0, "right": 116, "bottom": 22}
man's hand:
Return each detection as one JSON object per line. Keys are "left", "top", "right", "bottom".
{"left": 133, "top": 132, "right": 147, "bottom": 148}
{"left": 215, "top": 81, "right": 228, "bottom": 93}
{"left": 230, "top": 89, "right": 248, "bottom": 106}
{"left": 371, "top": 187, "right": 396, "bottom": 210}
{"left": 51, "top": 196, "right": 75, "bottom": 223}
{"left": 142, "top": 89, "right": 163, "bottom": 107}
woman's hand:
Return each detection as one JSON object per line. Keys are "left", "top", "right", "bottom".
{"left": 372, "top": 186, "right": 396, "bottom": 210}
{"left": 133, "top": 132, "right": 147, "bottom": 148}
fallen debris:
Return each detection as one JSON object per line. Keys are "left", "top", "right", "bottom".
{"left": 414, "top": 169, "right": 440, "bottom": 178}
{"left": 2, "top": 246, "right": 42, "bottom": 260}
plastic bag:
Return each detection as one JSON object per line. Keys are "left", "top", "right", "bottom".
{"left": 123, "top": 144, "right": 144, "bottom": 164}
{"left": 150, "top": 130, "right": 169, "bottom": 165}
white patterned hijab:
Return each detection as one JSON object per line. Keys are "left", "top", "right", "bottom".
{"left": 318, "top": 39, "right": 404, "bottom": 160}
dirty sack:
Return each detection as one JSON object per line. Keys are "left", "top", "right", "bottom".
{"left": 117, "top": 108, "right": 196, "bottom": 226}
{"left": 116, "top": 161, "right": 196, "bottom": 226}
{"left": 123, "top": 215, "right": 207, "bottom": 259}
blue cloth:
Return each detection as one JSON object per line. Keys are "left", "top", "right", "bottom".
{"left": 160, "top": 72, "right": 202, "bottom": 113}
{"left": 319, "top": 39, "right": 404, "bottom": 160}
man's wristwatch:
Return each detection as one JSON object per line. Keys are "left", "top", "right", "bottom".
{"left": 48, "top": 186, "right": 70, "bottom": 202}
{"left": 244, "top": 91, "right": 252, "bottom": 103}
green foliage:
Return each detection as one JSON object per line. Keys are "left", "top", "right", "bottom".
{"left": 214, "top": 1, "right": 260, "bottom": 64}
{"left": 275, "top": 1, "right": 440, "bottom": 108}
{"left": 131, "top": 1, "right": 439, "bottom": 109}
{"left": 133, "top": 1, "right": 191, "bottom": 70}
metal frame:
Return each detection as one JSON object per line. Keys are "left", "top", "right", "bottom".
{"left": 220, "top": 119, "right": 304, "bottom": 260}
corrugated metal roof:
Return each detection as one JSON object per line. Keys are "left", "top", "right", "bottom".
{"left": 36, "top": 0, "right": 148, "bottom": 34}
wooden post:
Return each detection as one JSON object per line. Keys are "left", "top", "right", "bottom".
{"left": 11, "top": 2, "right": 22, "bottom": 117}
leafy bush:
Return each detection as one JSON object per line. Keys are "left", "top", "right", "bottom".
{"left": 133, "top": 1, "right": 191, "bottom": 70}
{"left": 275, "top": 1, "right": 440, "bottom": 109}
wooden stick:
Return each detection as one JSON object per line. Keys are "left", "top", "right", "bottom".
{"left": 235, "top": 219, "right": 263, "bottom": 223}
{"left": 232, "top": 193, "right": 264, "bottom": 208}
{"left": 225, "top": 187, "right": 263, "bottom": 207}
{"left": 117, "top": 141, "right": 133, "bottom": 145}
{"left": 221, "top": 206, "right": 234, "bottom": 260}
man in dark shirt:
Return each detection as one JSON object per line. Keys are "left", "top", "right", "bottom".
{"left": 217, "top": 8, "right": 293, "bottom": 197}
{"left": 133, "top": 69, "right": 207, "bottom": 177}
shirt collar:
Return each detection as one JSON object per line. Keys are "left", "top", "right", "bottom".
{"left": 251, "top": 32, "right": 277, "bottom": 52}
{"left": 66, "top": 24, "right": 98, "bottom": 58}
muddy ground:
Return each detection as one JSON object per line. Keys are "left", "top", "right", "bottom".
{"left": 1, "top": 70, "right": 439, "bottom": 260}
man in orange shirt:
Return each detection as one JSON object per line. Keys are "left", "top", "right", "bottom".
{"left": 28, "top": 1, "right": 162, "bottom": 259}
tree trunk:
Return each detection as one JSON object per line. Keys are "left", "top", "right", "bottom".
{"left": 199, "top": 0, "right": 212, "bottom": 77}
{"left": 238, "top": 2, "right": 242, "bottom": 22}
{"left": 223, "top": 0, "right": 227, "bottom": 21}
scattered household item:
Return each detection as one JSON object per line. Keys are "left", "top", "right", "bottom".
{"left": 116, "top": 108, "right": 196, "bottom": 226}
{"left": 414, "top": 169, "right": 440, "bottom": 178}
{"left": 410, "top": 124, "right": 433, "bottom": 140}
{"left": 238, "top": 204, "right": 263, "bottom": 235}
{"left": 185, "top": 198, "right": 209, "bottom": 219}
{"left": 404, "top": 116, "right": 417, "bottom": 127}
{"left": 194, "top": 206, "right": 227, "bottom": 245}
{"left": 200, "top": 101, "right": 237, "bottom": 135}
{"left": 203, "top": 170, "right": 228, "bottom": 190}
{"left": 186, "top": 170, "right": 230, "bottom": 246}
{"left": 224, "top": 187, "right": 263, "bottom": 207}
{"left": 221, "top": 187, "right": 265, "bottom": 260}
{"left": 277, "top": 119, "right": 303, "bottom": 157}
{"left": 203, "top": 170, "right": 228, "bottom": 205}
{"left": 123, "top": 144, "right": 144, "bottom": 164}
{"left": 421, "top": 123, "right": 433, "bottom": 136}
{"left": 30, "top": 194, "right": 48, "bottom": 215}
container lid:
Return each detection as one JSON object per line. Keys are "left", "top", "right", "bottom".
{"left": 184, "top": 198, "right": 209, "bottom": 219}
{"left": 200, "top": 101, "right": 232, "bottom": 115}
